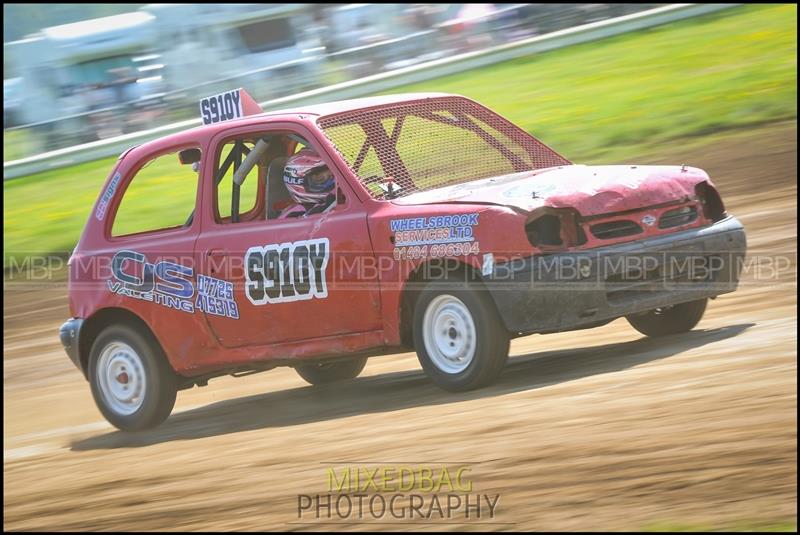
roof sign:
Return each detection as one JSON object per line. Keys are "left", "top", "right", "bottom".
{"left": 200, "top": 88, "right": 262, "bottom": 125}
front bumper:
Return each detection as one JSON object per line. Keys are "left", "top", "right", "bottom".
{"left": 486, "top": 216, "right": 747, "bottom": 334}
{"left": 59, "top": 318, "right": 85, "bottom": 375}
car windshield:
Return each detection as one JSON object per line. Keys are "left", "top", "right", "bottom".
{"left": 317, "top": 96, "right": 570, "bottom": 200}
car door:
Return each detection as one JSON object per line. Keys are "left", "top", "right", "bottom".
{"left": 193, "top": 124, "right": 383, "bottom": 349}
{"left": 99, "top": 143, "right": 212, "bottom": 370}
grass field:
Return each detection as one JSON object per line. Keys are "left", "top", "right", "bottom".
{"left": 3, "top": 4, "right": 797, "bottom": 267}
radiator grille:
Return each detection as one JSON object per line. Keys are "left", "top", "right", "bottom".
{"left": 590, "top": 220, "right": 642, "bottom": 240}
{"left": 659, "top": 205, "right": 698, "bottom": 229}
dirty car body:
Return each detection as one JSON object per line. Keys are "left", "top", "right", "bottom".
{"left": 60, "top": 92, "right": 746, "bottom": 430}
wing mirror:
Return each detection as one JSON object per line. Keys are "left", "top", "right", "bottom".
{"left": 178, "top": 148, "right": 202, "bottom": 165}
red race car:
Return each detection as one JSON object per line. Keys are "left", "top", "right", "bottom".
{"left": 60, "top": 90, "right": 746, "bottom": 430}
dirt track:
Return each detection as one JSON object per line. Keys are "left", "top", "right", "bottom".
{"left": 3, "top": 122, "right": 797, "bottom": 531}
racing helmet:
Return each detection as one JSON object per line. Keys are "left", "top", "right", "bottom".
{"left": 283, "top": 149, "right": 335, "bottom": 205}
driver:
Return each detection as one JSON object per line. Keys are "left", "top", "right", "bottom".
{"left": 279, "top": 148, "right": 336, "bottom": 218}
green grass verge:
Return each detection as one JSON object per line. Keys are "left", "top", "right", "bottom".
{"left": 644, "top": 519, "right": 796, "bottom": 532}
{"left": 3, "top": 4, "right": 796, "bottom": 266}
{"left": 390, "top": 4, "right": 797, "bottom": 161}
{"left": 2, "top": 129, "right": 30, "bottom": 162}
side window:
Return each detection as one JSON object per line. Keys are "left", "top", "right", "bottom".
{"left": 216, "top": 140, "right": 261, "bottom": 221}
{"left": 112, "top": 149, "right": 200, "bottom": 237}
{"left": 213, "top": 132, "right": 342, "bottom": 223}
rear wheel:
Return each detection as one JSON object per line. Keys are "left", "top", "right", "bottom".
{"left": 88, "top": 324, "right": 177, "bottom": 431}
{"left": 413, "top": 283, "right": 509, "bottom": 392}
{"left": 295, "top": 356, "right": 368, "bottom": 385}
{"left": 626, "top": 298, "right": 708, "bottom": 337}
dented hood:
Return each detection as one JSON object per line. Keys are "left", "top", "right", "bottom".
{"left": 393, "top": 165, "right": 709, "bottom": 216}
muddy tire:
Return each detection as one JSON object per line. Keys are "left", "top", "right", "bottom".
{"left": 295, "top": 356, "right": 368, "bottom": 385}
{"left": 626, "top": 298, "right": 708, "bottom": 337}
{"left": 88, "top": 324, "right": 177, "bottom": 432}
{"left": 413, "top": 283, "right": 510, "bottom": 392}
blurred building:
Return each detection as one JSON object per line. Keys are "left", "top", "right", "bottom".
{"left": 145, "top": 4, "right": 322, "bottom": 98}
{"left": 4, "top": 12, "right": 159, "bottom": 130}
{"left": 4, "top": 5, "right": 321, "bottom": 141}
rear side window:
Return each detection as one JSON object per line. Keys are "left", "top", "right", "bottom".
{"left": 112, "top": 149, "right": 200, "bottom": 237}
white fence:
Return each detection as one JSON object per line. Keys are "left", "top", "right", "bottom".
{"left": 3, "top": 3, "right": 738, "bottom": 180}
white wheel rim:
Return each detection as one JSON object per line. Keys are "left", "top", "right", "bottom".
{"left": 97, "top": 341, "right": 146, "bottom": 416}
{"left": 423, "top": 294, "right": 477, "bottom": 375}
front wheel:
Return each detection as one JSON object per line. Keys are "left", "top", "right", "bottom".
{"left": 626, "top": 298, "right": 708, "bottom": 337}
{"left": 413, "top": 284, "right": 510, "bottom": 392}
{"left": 295, "top": 356, "right": 368, "bottom": 385}
{"left": 88, "top": 324, "right": 177, "bottom": 431}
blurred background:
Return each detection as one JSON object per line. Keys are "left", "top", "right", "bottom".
{"left": 3, "top": 3, "right": 660, "bottom": 160}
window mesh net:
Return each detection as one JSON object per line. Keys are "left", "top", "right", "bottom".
{"left": 317, "top": 96, "right": 570, "bottom": 199}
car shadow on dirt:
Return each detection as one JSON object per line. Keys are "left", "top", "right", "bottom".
{"left": 71, "top": 323, "right": 753, "bottom": 451}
